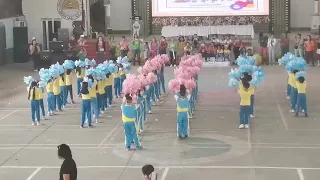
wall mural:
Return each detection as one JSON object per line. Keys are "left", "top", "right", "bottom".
{"left": 152, "top": 16, "right": 269, "bottom": 28}
{"left": 0, "top": 0, "right": 23, "bottom": 19}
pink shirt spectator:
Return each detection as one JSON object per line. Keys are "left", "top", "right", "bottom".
{"left": 120, "top": 40, "right": 128, "bottom": 50}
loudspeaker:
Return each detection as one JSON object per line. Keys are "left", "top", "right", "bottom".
{"left": 58, "top": 28, "right": 69, "bottom": 42}
{"left": 49, "top": 41, "right": 65, "bottom": 51}
{"left": 39, "top": 51, "right": 52, "bottom": 69}
{"left": 13, "top": 27, "right": 29, "bottom": 63}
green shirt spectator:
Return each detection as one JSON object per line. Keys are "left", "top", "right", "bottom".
{"left": 168, "top": 41, "right": 177, "bottom": 52}
{"left": 132, "top": 40, "right": 141, "bottom": 50}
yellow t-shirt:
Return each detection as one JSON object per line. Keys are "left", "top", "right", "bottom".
{"left": 53, "top": 78, "right": 61, "bottom": 95}
{"left": 239, "top": 83, "right": 255, "bottom": 95}
{"left": 29, "top": 88, "right": 41, "bottom": 100}
{"left": 82, "top": 91, "right": 91, "bottom": 100}
{"left": 46, "top": 82, "right": 53, "bottom": 93}
{"left": 217, "top": 49, "right": 224, "bottom": 54}
{"left": 238, "top": 89, "right": 253, "bottom": 106}
{"left": 288, "top": 73, "right": 294, "bottom": 86}
{"left": 113, "top": 72, "right": 120, "bottom": 78}
{"left": 105, "top": 77, "right": 112, "bottom": 86}
{"left": 59, "top": 75, "right": 66, "bottom": 86}
{"left": 224, "top": 49, "right": 230, "bottom": 55}
{"left": 38, "top": 89, "right": 43, "bottom": 99}
{"left": 296, "top": 82, "right": 306, "bottom": 94}
{"left": 89, "top": 82, "right": 97, "bottom": 98}
{"left": 65, "top": 75, "right": 72, "bottom": 86}
{"left": 291, "top": 78, "right": 297, "bottom": 88}
{"left": 120, "top": 70, "right": 125, "bottom": 76}
{"left": 98, "top": 81, "right": 105, "bottom": 94}
{"left": 76, "top": 68, "right": 85, "bottom": 78}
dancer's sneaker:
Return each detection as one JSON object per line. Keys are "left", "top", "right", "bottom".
{"left": 250, "top": 115, "right": 254, "bottom": 118}
{"left": 239, "top": 124, "right": 244, "bottom": 129}
{"left": 32, "top": 122, "right": 36, "bottom": 126}
{"left": 244, "top": 124, "right": 249, "bottom": 129}
{"left": 305, "top": 113, "right": 308, "bottom": 117}
{"left": 80, "top": 125, "right": 84, "bottom": 128}
{"left": 289, "top": 109, "right": 295, "bottom": 113}
{"left": 96, "top": 119, "right": 100, "bottom": 123}
{"left": 148, "top": 111, "right": 152, "bottom": 114}
{"left": 286, "top": 96, "right": 290, "bottom": 99}
{"left": 178, "top": 136, "right": 183, "bottom": 140}
{"left": 36, "top": 121, "right": 40, "bottom": 126}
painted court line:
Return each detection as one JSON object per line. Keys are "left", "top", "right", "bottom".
{"left": 161, "top": 167, "right": 169, "bottom": 180}
{"left": 297, "top": 169, "right": 304, "bottom": 180}
{"left": 0, "top": 109, "right": 19, "bottom": 121}
{"left": 26, "top": 167, "right": 41, "bottom": 180}
{"left": 98, "top": 121, "right": 122, "bottom": 147}
{"left": 2, "top": 165, "right": 320, "bottom": 170}
{"left": 277, "top": 104, "right": 289, "bottom": 130}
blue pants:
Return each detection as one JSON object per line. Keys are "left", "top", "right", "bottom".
{"left": 249, "top": 95, "right": 254, "bottom": 115}
{"left": 30, "top": 100, "right": 40, "bottom": 122}
{"left": 239, "top": 105, "right": 250, "bottom": 124}
{"left": 114, "top": 78, "right": 121, "bottom": 97}
{"left": 159, "top": 72, "right": 165, "bottom": 94}
{"left": 143, "top": 99, "right": 147, "bottom": 120}
{"left": 120, "top": 74, "right": 126, "bottom": 93}
{"left": 77, "top": 78, "right": 83, "bottom": 95}
{"left": 123, "top": 122, "right": 141, "bottom": 148}
{"left": 137, "top": 106, "right": 144, "bottom": 130}
{"left": 91, "top": 97, "right": 99, "bottom": 119}
{"left": 150, "top": 85, "right": 155, "bottom": 102}
{"left": 154, "top": 81, "right": 160, "bottom": 99}
{"left": 287, "top": 84, "right": 291, "bottom": 97}
{"left": 97, "top": 93, "right": 105, "bottom": 111}
{"left": 105, "top": 86, "right": 113, "bottom": 106}
{"left": 146, "top": 97, "right": 151, "bottom": 111}
{"left": 54, "top": 94, "right": 62, "bottom": 110}
{"left": 66, "top": 85, "right": 74, "bottom": 101}
{"left": 39, "top": 99, "right": 45, "bottom": 117}
{"left": 60, "top": 86, "right": 67, "bottom": 106}
{"left": 189, "top": 96, "right": 194, "bottom": 115}
{"left": 177, "top": 112, "right": 188, "bottom": 137}
{"left": 290, "top": 88, "right": 298, "bottom": 110}
{"left": 296, "top": 93, "right": 307, "bottom": 114}
{"left": 47, "top": 92, "right": 55, "bottom": 112}
{"left": 81, "top": 99, "right": 92, "bottom": 126}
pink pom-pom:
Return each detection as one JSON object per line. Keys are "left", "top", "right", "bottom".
{"left": 150, "top": 58, "right": 161, "bottom": 71}
{"left": 137, "top": 67, "right": 143, "bottom": 74}
{"left": 160, "top": 54, "right": 169, "bottom": 63}
{"left": 168, "top": 79, "right": 180, "bottom": 92}
{"left": 146, "top": 72, "right": 157, "bottom": 83}
{"left": 185, "top": 79, "right": 197, "bottom": 89}
{"left": 137, "top": 74, "right": 149, "bottom": 87}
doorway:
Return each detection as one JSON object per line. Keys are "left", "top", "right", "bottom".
{"left": 90, "top": 0, "right": 105, "bottom": 34}
{"left": 41, "top": 19, "right": 61, "bottom": 50}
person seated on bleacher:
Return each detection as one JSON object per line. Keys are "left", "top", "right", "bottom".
{"left": 198, "top": 42, "right": 208, "bottom": 62}
{"left": 246, "top": 49, "right": 253, "bottom": 57}
{"left": 223, "top": 45, "right": 231, "bottom": 61}
{"left": 216, "top": 45, "right": 224, "bottom": 62}
{"left": 192, "top": 34, "right": 199, "bottom": 50}
{"left": 239, "top": 44, "right": 247, "bottom": 57}
{"left": 208, "top": 42, "right": 217, "bottom": 61}
{"left": 184, "top": 42, "right": 192, "bottom": 55}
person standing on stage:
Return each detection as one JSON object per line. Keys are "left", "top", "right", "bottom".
{"left": 96, "top": 36, "right": 106, "bottom": 64}
{"left": 29, "top": 38, "right": 40, "bottom": 72}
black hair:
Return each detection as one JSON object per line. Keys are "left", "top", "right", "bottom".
{"left": 81, "top": 81, "right": 89, "bottom": 94}
{"left": 57, "top": 144, "right": 72, "bottom": 159}
{"left": 307, "top": 35, "right": 312, "bottom": 40}
{"left": 119, "top": 64, "right": 124, "bottom": 68}
{"left": 297, "top": 33, "right": 301, "bottom": 37}
{"left": 28, "top": 81, "right": 37, "bottom": 100}
{"left": 180, "top": 88, "right": 186, "bottom": 97}
{"left": 292, "top": 69, "right": 299, "bottom": 74}
{"left": 60, "top": 73, "right": 65, "bottom": 82}
{"left": 242, "top": 81, "right": 250, "bottom": 90}
{"left": 125, "top": 94, "right": 132, "bottom": 103}
{"left": 66, "top": 69, "right": 72, "bottom": 75}
{"left": 259, "top": 32, "right": 264, "bottom": 38}
{"left": 76, "top": 67, "right": 81, "bottom": 75}
{"left": 87, "top": 75, "right": 94, "bottom": 82}
{"left": 142, "top": 164, "right": 155, "bottom": 177}
{"left": 242, "top": 73, "right": 252, "bottom": 82}
{"left": 298, "top": 76, "right": 305, "bottom": 83}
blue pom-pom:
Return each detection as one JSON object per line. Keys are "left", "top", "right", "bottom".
{"left": 63, "top": 60, "right": 75, "bottom": 70}
{"left": 228, "top": 78, "right": 239, "bottom": 88}
{"left": 75, "top": 60, "right": 85, "bottom": 67}
{"left": 23, "top": 76, "right": 35, "bottom": 85}
{"left": 295, "top": 71, "right": 306, "bottom": 79}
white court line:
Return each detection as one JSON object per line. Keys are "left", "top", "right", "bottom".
{"left": 26, "top": 167, "right": 41, "bottom": 180}
{"left": 0, "top": 109, "right": 19, "bottom": 121}
{"left": 297, "top": 169, "right": 304, "bottom": 180}
{"left": 277, "top": 104, "right": 289, "bottom": 130}
{"left": 161, "top": 168, "right": 169, "bottom": 180}
{"left": 98, "top": 121, "right": 122, "bottom": 147}
{"left": 3, "top": 145, "right": 320, "bottom": 150}
{"left": 2, "top": 165, "right": 320, "bottom": 170}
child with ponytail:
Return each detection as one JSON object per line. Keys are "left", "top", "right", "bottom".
{"left": 113, "top": 66, "right": 121, "bottom": 98}
{"left": 80, "top": 80, "right": 92, "bottom": 128}
{"left": 104, "top": 72, "right": 113, "bottom": 107}
{"left": 121, "top": 94, "right": 142, "bottom": 150}
{"left": 46, "top": 78, "right": 55, "bottom": 116}
{"left": 28, "top": 81, "right": 41, "bottom": 125}
{"left": 75, "top": 66, "right": 85, "bottom": 97}
{"left": 175, "top": 84, "right": 191, "bottom": 140}
{"left": 37, "top": 82, "right": 46, "bottom": 120}
{"left": 289, "top": 69, "right": 299, "bottom": 113}
{"left": 88, "top": 75, "right": 100, "bottom": 123}
{"left": 295, "top": 72, "right": 308, "bottom": 117}
{"left": 65, "top": 69, "right": 75, "bottom": 104}
{"left": 97, "top": 78, "right": 106, "bottom": 114}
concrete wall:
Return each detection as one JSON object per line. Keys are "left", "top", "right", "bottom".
{"left": 290, "top": 0, "right": 314, "bottom": 29}
{"left": 110, "top": 0, "right": 132, "bottom": 31}
{"left": 22, "top": 0, "right": 82, "bottom": 45}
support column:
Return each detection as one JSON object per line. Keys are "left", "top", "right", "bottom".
{"left": 315, "top": 0, "right": 319, "bottom": 14}
{"left": 311, "top": 0, "right": 320, "bottom": 33}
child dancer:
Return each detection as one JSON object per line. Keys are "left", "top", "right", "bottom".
{"left": 53, "top": 76, "right": 62, "bottom": 112}
{"left": 80, "top": 80, "right": 92, "bottom": 128}
{"left": 145, "top": 81, "right": 152, "bottom": 114}
{"left": 153, "top": 70, "right": 160, "bottom": 102}
{"left": 113, "top": 66, "right": 121, "bottom": 98}
{"left": 121, "top": 94, "right": 142, "bottom": 150}
{"left": 88, "top": 75, "right": 100, "bottom": 123}
{"left": 75, "top": 66, "right": 85, "bottom": 97}
{"left": 295, "top": 72, "right": 308, "bottom": 117}
{"left": 59, "top": 72, "right": 67, "bottom": 108}
{"left": 137, "top": 89, "right": 145, "bottom": 133}
{"left": 237, "top": 81, "right": 253, "bottom": 129}
{"left": 159, "top": 65, "right": 166, "bottom": 95}
{"left": 97, "top": 79, "right": 106, "bottom": 114}
{"left": 119, "top": 64, "right": 126, "bottom": 94}
{"left": 104, "top": 72, "right": 113, "bottom": 107}
{"left": 175, "top": 85, "right": 191, "bottom": 140}
{"left": 38, "top": 83, "right": 46, "bottom": 120}
{"left": 65, "top": 69, "right": 75, "bottom": 104}
{"left": 46, "top": 79, "right": 55, "bottom": 116}
{"left": 26, "top": 80, "right": 41, "bottom": 125}
{"left": 289, "top": 69, "right": 298, "bottom": 113}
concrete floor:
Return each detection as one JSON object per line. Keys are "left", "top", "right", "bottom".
{"left": 0, "top": 62, "right": 320, "bottom": 179}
